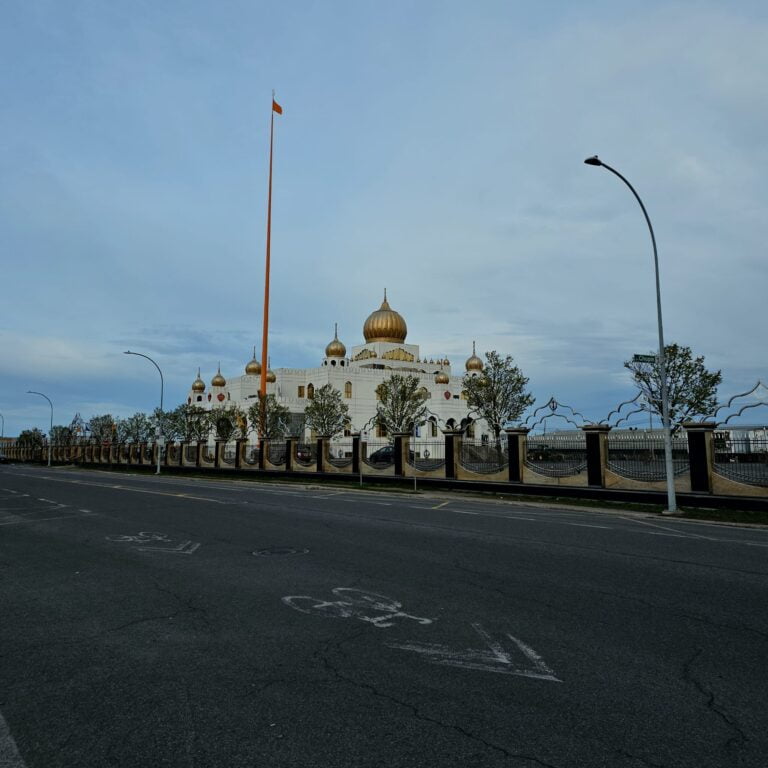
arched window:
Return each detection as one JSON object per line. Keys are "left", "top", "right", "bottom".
{"left": 446, "top": 418, "right": 456, "bottom": 430}
{"left": 196, "top": 396, "right": 202, "bottom": 402}
{"left": 429, "top": 418, "right": 437, "bottom": 438}
{"left": 298, "top": 385, "right": 305, "bottom": 398}
{"left": 344, "top": 381, "right": 352, "bottom": 399}
{"left": 331, "top": 359, "right": 336, "bottom": 366}
{"left": 307, "top": 383, "right": 315, "bottom": 399}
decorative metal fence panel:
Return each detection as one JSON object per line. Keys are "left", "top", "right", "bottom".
{"left": 243, "top": 445, "right": 260, "bottom": 465}
{"left": 221, "top": 443, "right": 237, "bottom": 465}
{"left": 327, "top": 440, "right": 354, "bottom": 468}
{"left": 295, "top": 442, "right": 317, "bottom": 466}
{"left": 409, "top": 441, "right": 446, "bottom": 472}
{"left": 606, "top": 432, "right": 689, "bottom": 481}
{"left": 362, "top": 440, "right": 395, "bottom": 469}
{"left": 459, "top": 440, "right": 506, "bottom": 474}
{"left": 143, "top": 445, "right": 154, "bottom": 461}
{"left": 714, "top": 431, "right": 768, "bottom": 487}
{"left": 526, "top": 432, "right": 587, "bottom": 477}
{"left": 184, "top": 444, "right": 197, "bottom": 463}
{"left": 268, "top": 443, "right": 286, "bottom": 466}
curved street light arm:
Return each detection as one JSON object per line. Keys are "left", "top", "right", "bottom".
{"left": 26, "top": 390, "right": 53, "bottom": 467}
{"left": 124, "top": 351, "right": 164, "bottom": 475}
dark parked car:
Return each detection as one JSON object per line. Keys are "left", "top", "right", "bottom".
{"left": 368, "top": 445, "right": 395, "bottom": 463}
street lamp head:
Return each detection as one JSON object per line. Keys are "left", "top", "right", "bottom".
{"left": 584, "top": 155, "right": 603, "bottom": 167}
{"left": 124, "top": 350, "right": 132, "bottom": 355}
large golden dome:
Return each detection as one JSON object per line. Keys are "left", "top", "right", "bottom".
{"left": 325, "top": 324, "right": 346, "bottom": 358}
{"left": 191, "top": 368, "right": 206, "bottom": 393}
{"left": 363, "top": 290, "right": 407, "bottom": 343}
{"left": 435, "top": 370, "right": 450, "bottom": 384}
{"left": 465, "top": 341, "right": 484, "bottom": 372}
{"left": 245, "top": 347, "right": 261, "bottom": 376}
{"left": 211, "top": 364, "right": 226, "bottom": 387}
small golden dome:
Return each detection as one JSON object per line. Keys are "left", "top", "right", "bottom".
{"left": 211, "top": 364, "right": 226, "bottom": 387}
{"left": 191, "top": 368, "right": 205, "bottom": 393}
{"left": 325, "top": 323, "right": 346, "bottom": 358}
{"left": 435, "top": 370, "right": 450, "bottom": 384}
{"left": 266, "top": 358, "right": 276, "bottom": 383}
{"left": 245, "top": 346, "right": 261, "bottom": 376}
{"left": 363, "top": 289, "right": 407, "bottom": 343}
{"left": 465, "top": 341, "right": 484, "bottom": 372}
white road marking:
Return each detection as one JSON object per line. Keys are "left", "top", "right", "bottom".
{"left": 432, "top": 501, "right": 450, "bottom": 510}
{"left": 387, "top": 622, "right": 561, "bottom": 681}
{"left": 0, "top": 710, "right": 27, "bottom": 767}
{"left": 563, "top": 522, "right": 611, "bottom": 529}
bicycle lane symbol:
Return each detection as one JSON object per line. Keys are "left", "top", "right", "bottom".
{"left": 282, "top": 587, "right": 434, "bottom": 628}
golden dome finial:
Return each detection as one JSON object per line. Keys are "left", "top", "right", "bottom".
{"left": 363, "top": 290, "right": 407, "bottom": 343}
{"left": 466, "top": 341, "right": 483, "bottom": 372}
{"left": 211, "top": 363, "right": 227, "bottom": 387}
{"left": 192, "top": 368, "right": 206, "bottom": 392}
{"left": 325, "top": 322, "right": 346, "bottom": 358}
{"left": 245, "top": 346, "right": 262, "bottom": 376}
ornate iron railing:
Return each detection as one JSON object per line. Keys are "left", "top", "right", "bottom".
{"left": 459, "top": 440, "right": 506, "bottom": 474}
{"left": 408, "top": 441, "right": 446, "bottom": 472}
{"left": 295, "top": 442, "right": 316, "bottom": 466}
{"left": 268, "top": 443, "right": 286, "bottom": 466}
{"left": 362, "top": 440, "right": 395, "bottom": 469}
{"left": 526, "top": 432, "right": 587, "bottom": 477}
{"left": 606, "top": 432, "right": 689, "bottom": 481}
{"left": 714, "top": 431, "right": 768, "bottom": 487}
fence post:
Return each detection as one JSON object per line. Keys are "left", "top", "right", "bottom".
{"left": 582, "top": 425, "right": 611, "bottom": 487}
{"left": 505, "top": 427, "right": 529, "bottom": 483}
{"left": 285, "top": 436, "right": 296, "bottom": 471}
{"left": 394, "top": 433, "right": 410, "bottom": 477}
{"left": 316, "top": 436, "right": 326, "bottom": 473}
{"left": 235, "top": 439, "right": 243, "bottom": 469}
{"left": 684, "top": 422, "right": 716, "bottom": 493}
{"left": 442, "top": 430, "right": 460, "bottom": 480}
{"left": 351, "top": 433, "right": 361, "bottom": 475}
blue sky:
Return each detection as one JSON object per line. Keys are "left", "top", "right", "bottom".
{"left": 2, "top": 0, "right": 767, "bottom": 436}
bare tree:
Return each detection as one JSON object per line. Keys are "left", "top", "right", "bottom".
{"left": 88, "top": 414, "right": 116, "bottom": 444}
{"left": 50, "top": 425, "right": 73, "bottom": 445}
{"left": 211, "top": 405, "right": 247, "bottom": 442}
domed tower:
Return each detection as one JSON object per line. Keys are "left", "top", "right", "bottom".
{"left": 245, "top": 347, "right": 261, "bottom": 376}
{"left": 465, "top": 341, "right": 484, "bottom": 376}
{"left": 265, "top": 358, "right": 276, "bottom": 383}
{"left": 188, "top": 368, "right": 206, "bottom": 404}
{"left": 211, "top": 364, "right": 226, "bottom": 388}
{"left": 324, "top": 323, "right": 347, "bottom": 367}
{"left": 363, "top": 289, "right": 407, "bottom": 343}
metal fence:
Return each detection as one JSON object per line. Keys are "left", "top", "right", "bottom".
{"left": 714, "top": 431, "right": 768, "bottom": 487}
{"left": 220, "top": 444, "right": 237, "bottom": 466}
{"left": 295, "top": 442, "right": 317, "bottom": 466}
{"left": 243, "top": 445, "right": 259, "bottom": 465}
{"left": 606, "top": 431, "right": 689, "bottom": 481}
{"left": 408, "top": 441, "right": 446, "bottom": 472}
{"left": 526, "top": 432, "right": 587, "bottom": 477}
{"left": 459, "top": 439, "right": 507, "bottom": 474}
{"left": 327, "top": 441, "right": 354, "bottom": 468}
{"left": 362, "top": 439, "right": 395, "bottom": 469}
{"left": 268, "top": 442, "right": 286, "bottom": 466}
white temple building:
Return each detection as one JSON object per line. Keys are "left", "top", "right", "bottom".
{"left": 186, "top": 292, "right": 489, "bottom": 448}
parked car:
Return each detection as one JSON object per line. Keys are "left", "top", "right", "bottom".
{"left": 368, "top": 445, "right": 395, "bottom": 463}
{"left": 296, "top": 446, "right": 313, "bottom": 461}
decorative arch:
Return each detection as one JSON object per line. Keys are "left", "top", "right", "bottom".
{"left": 344, "top": 381, "right": 352, "bottom": 399}
{"left": 307, "top": 383, "right": 315, "bottom": 399}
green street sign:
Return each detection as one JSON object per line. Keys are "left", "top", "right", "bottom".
{"left": 633, "top": 354, "right": 657, "bottom": 363}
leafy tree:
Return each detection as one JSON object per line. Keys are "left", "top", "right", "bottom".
{"left": 375, "top": 374, "right": 429, "bottom": 435}
{"left": 624, "top": 343, "right": 722, "bottom": 431}
{"left": 50, "top": 425, "right": 73, "bottom": 445}
{"left": 17, "top": 428, "right": 45, "bottom": 448}
{"left": 88, "top": 414, "right": 116, "bottom": 443}
{"left": 463, "top": 351, "right": 534, "bottom": 442}
{"left": 304, "top": 384, "right": 349, "bottom": 437}
{"left": 247, "top": 394, "right": 291, "bottom": 440}
{"left": 169, "top": 405, "right": 213, "bottom": 442}
{"left": 212, "top": 404, "right": 247, "bottom": 442}
{"left": 117, "top": 412, "right": 153, "bottom": 443}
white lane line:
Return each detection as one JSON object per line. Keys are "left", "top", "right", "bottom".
{"left": 432, "top": 501, "right": 450, "bottom": 510}
{"left": 563, "top": 522, "right": 612, "bottom": 529}
{"left": 0, "top": 710, "right": 27, "bottom": 767}
{"left": 620, "top": 516, "right": 713, "bottom": 541}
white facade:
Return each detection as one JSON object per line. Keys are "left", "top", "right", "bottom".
{"left": 186, "top": 294, "right": 489, "bottom": 447}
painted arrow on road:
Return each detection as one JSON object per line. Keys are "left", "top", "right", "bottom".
{"left": 386, "top": 622, "right": 561, "bottom": 681}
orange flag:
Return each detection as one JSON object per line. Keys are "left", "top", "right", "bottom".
{"left": 272, "top": 99, "right": 283, "bottom": 115}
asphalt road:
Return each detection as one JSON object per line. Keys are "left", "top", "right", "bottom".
{"left": 1, "top": 465, "right": 767, "bottom": 768}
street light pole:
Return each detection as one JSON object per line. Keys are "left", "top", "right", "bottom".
{"left": 124, "top": 351, "right": 164, "bottom": 475}
{"left": 26, "top": 391, "right": 53, "bottom": 467}
{"left": 0, "top": 412, "right": 4, "bottom": 439}
{"left": 584, "top": 155, "right": 677, "bottom": 513}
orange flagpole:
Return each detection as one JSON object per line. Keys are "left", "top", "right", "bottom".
{"left": 259, "top": 93, "right": 277, "bottom": 434}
